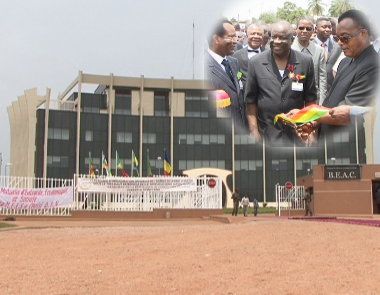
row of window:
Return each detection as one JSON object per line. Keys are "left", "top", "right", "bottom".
{"left": 48, "top": 128, "right": 70, "bottom": 140}
{"left": 178, "top": 134, "right": 225, "bottom": 145}
{"left": 178, "top": 160, "right": 225, "bottom": 170}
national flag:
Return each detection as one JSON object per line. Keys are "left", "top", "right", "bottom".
{"left": 131, "top": 150, "right": 139, "bottom": 177}
{"left": 88, "top": 152, "right": 95, "bottom": 176}
{"left": 116, "top": 150, "right": 124, "bottom": 169}
{"left": 274, "top": 104, "right": 330, "bottom": 126}
{"left": 163, "top": 149, "right": 172, "bottom": 176}
{"left": 212, "top": 89, "right": 231, "bottom": 109}
{"left": 102, "top": 151, "right": 112, "bottom": 176}
{"left": 146, "top": 148, "right": 153, "bottom": 177}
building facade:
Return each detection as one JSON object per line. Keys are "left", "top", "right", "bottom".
{"left": 8, "top": 72, "right": 373, "bottom": 206}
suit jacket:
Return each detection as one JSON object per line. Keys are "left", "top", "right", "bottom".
{"left": 323, "top": 45, "right": 379, "bottom": 108}
{"left": 320, "top": 45, "right": 379, "bottom": 158}
{"left": 245, "top": 49, "right": 317, "bottom": 144}
{"left": 292, "top": 37, "right": 327, "bottom": 104}
{"left": 232, "top": 47, "right": 265, "bottom": 86}
{"left": 314, "top": 37, "right": 341, "bottom": 91}
{"left": 205, "top": 51, "right": 246, "bottom": 128}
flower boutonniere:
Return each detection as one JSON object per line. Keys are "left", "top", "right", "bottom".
{"left": 287, "top": 64, "right": 306, "bottom": 82}
{"left": 237, "top": 71, "right": 244, "bottom": 81}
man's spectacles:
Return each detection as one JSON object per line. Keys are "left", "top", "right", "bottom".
{"left": 336, "top": 30, "right": 363, "bottom": 44}
{"left": 298, "top": 26, "right": 313, "bottom": 32}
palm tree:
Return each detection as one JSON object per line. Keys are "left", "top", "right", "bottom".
{"left": 328, "top": 0, "right": 354, "bottom": 17}
{"left": 308, "top": 0, "right": 325, "bottom": 17}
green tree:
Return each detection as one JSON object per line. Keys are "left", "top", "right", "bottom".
{"left": 308, "top": 0, "right": 325, "bottom": 16}
{"left": 328, "top": 0, "right": 354, "bottom": 17}
{"left": 258, "top": 12, "right": 277, "bottom": 24}
{"left": 276, "top": 1, "right": 307, "bottom": 24}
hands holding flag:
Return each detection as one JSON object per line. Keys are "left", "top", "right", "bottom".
{"left": 275, "top": 104, "right": 372, "bottom": 145}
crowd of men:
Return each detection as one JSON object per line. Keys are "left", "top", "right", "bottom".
{"left": 206, "top": 10, "right": 379, "bottom": 146}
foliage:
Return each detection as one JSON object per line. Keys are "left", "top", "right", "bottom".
{"left": 258, "top": 12, "right": 277, "bottom": 24}
{"left": 328, "top": 0, "right": 354, "bottom": 17}
{"left": 276, "top": 1, "right": 308, "bottom": 24}
{"left": 223, "top": 206, "right": 276, "bottom": 215}
{"left": 0, "top": 222, "right": 17, "bottom": 229}
{"left": 308, "top": 0, "right": 325, "bottom": 16}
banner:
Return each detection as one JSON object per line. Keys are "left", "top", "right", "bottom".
{"left": 0, "top": 187, "right": 73, "bottom": 210}
{"left": 77, "top": 177, "right": 197, "bottom": 193}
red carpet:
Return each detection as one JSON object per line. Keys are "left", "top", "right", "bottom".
{"left": 291, "top": 217, "right": 380, "bottom": 228}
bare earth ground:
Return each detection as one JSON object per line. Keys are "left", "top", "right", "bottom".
{"left": 1, "top": 216, "right": 380, "bottom": 295}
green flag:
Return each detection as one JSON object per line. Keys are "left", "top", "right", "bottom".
{"left": 146, "top": 148, "right": 153, "bottom": 177}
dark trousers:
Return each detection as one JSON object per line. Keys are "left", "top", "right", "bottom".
{"left": 232, "top": 201, "right": 239, "bottom": 216}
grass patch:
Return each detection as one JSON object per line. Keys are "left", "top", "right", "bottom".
{"left": 223, "top": 207, "right": 276, "bottom": 215}
{"left": 0, "top": 222, "right": 17, "bottom": 229}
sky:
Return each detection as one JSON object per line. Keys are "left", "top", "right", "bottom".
{"left": 1, "top": 0, "right": 379, "bottom": 167}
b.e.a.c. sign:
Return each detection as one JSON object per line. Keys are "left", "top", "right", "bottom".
{"left": 324, "top": 165, "right": 361, "bottom": 180}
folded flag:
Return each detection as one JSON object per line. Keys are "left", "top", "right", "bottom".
{"left": 274, "top": 104, "right": 330, "bottom": 126}
{"left": 213, "top": 90, "right": 231, "bottom": 109}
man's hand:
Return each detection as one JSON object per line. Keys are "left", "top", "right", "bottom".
{"left": 295, "top": 122, "right": 319, "bottom": 145}
{"left": 318, "top": 105, "right": 351, "bottom": 126}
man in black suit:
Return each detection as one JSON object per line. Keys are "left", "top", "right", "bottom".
{"left": 244, "top": 21, "right": 317, "bottom": 145}
{"left": 233, "top": 23, "right": 265, "bottom": 90}
{"left": 205, "top": 19, "right": 246, "bottom": 128}
{"left": 297, "top": 10, "right": 379, "bottom": 144}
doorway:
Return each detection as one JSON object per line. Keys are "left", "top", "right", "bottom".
{"left": 372, "top": 181, "right": 380, "bottom": 214}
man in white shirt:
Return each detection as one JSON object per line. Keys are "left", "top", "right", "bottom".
{"left": 233, "top": 23, "right": 265, "bottom": 89}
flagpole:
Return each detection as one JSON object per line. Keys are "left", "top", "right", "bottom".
{"left": 131, "top": 150, "right": 134, "bottom": 177}
{"left": 115, "top": 150, "right": 118, "bottom": 177}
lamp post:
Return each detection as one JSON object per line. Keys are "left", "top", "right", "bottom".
{"left": 157, "top": 156, "right": 162, "bottom": 175}
{"left": 307, "top": 168, "right": 311, "bottom": 175}
{"left": 330, "top": 157, "right": 336, "bottom": 165}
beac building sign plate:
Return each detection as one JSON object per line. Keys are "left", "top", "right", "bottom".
{"left": 324, "top": 165, "right": 361, "bottom": 180}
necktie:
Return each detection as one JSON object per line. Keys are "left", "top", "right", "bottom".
{"left": 248, "top": 49, "right": 259, "bottom": 53}
{"left": 321, "top": 43, "right": 328, "bottom": 61}
{"left": 221, "top": 59, "right": 235, "bottom": 85}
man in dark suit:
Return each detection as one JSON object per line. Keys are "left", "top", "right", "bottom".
{"left": 297, "top": 10, "right": 379, "bottom": 145}
{"left": 244, "top": 21, "right": 317, "bottom": 145}
{"left": 233, "top": 24, "right": 265, "bottom": 89}
{"left": 205, "top": 19, "right": 246, "bottom": 129}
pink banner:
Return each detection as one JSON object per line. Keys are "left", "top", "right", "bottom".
{"left": 0, "top": 187, "right": 73, "bottom": 210}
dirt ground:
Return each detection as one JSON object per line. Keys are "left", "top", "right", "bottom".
{"left": 1, "top": 216, "right": 380, "bottom": 294}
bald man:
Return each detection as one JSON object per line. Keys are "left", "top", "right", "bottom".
{"left": 244, "top": 21, "right": 317, "bottom": 145}
{"left": 233, "top": 24, "right": 265, "bottom": 89}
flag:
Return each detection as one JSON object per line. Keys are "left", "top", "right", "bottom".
{"left": 102, "top": 151, "right": 112, "bottom": 176}
{"left": 212, "top": 90, "right": 231, "bottom": 109}
{"left": 115, "top": 150, "right": 124, "bottom": 177}
{"left": 88, "top": 152, "right": 95, "bottom": 176}
{"left": 131, "top": 150, "right": 139, "bottom": 177}
{"left": 146, "top": 148, "right": 153, "bottom": 177}
{"left": 163, "top": 149, "right": 172, "bottom": 176}
{"left": 274, "top": 104, "right": 330, "bottom": 126}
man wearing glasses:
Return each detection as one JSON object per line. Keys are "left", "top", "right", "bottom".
{"left": 206, "top": 19, "right": 247, "bottom": 129}
{"left": 292, "top": 18, "right": 327, "bottom": 104}
{"left": 296, "top": 10, "right": 379, "bottom": 144}
{"left": 244, "top": 21, "right": 317, "bottom": 145}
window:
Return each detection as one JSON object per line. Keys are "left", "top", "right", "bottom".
{"left": 142, "top": 133, "right": 156, "bottom": 144}
{"left": 116, "top": 132, "right": 132, "bottom": 143}
{"left": 47, "top": 155, "right": 69, "bottom": 168}
{"left": 48, "top": 128, "right": 70, "bottom": 140}
{"left": 85, "top": 131, "right": 93, "bottom": 142}
{"left": 333, "top": 131, "right": 349, "bottom": 143}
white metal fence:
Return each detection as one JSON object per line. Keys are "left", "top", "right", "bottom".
{"left": 74, "top": 175, "right": 222, "bottom": 212}
{"left": 275, "top": 184, "right": 305, "bottom": 216}
{"left": 0, "top": 175, "right": 222, "bottom": 216}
